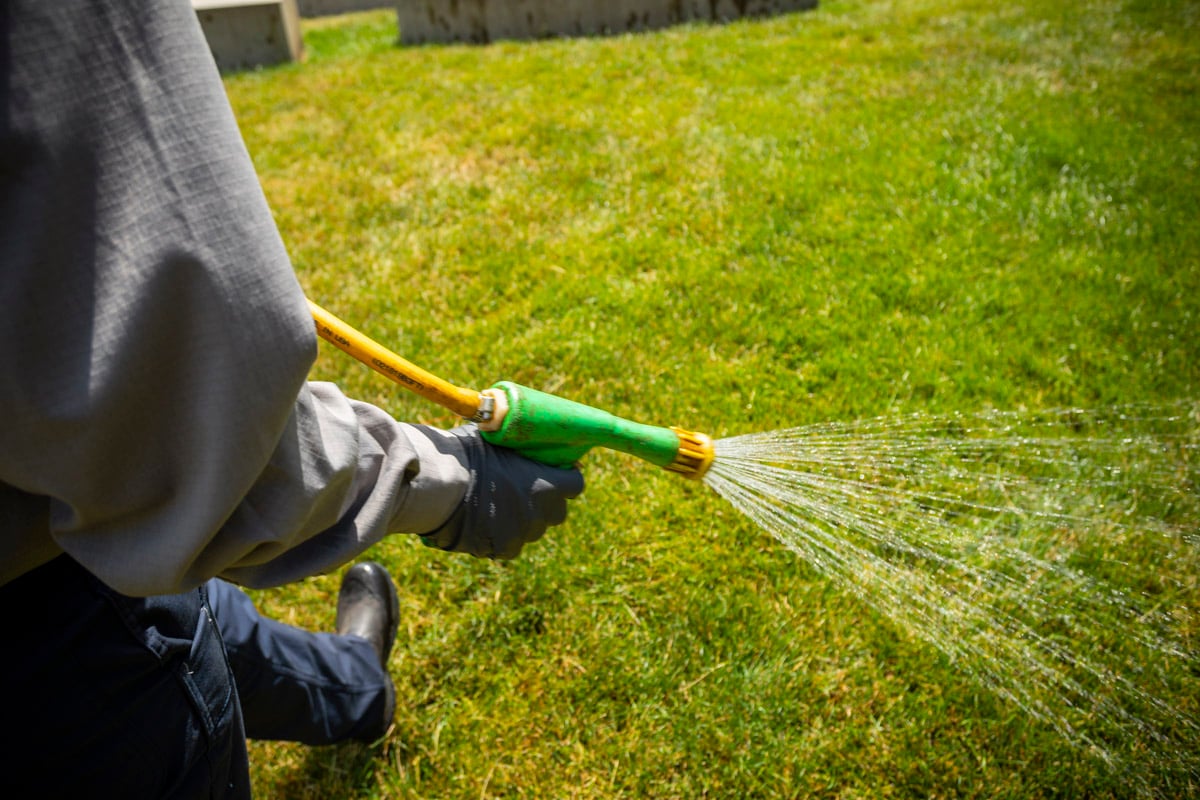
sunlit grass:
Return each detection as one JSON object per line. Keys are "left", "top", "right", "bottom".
{"left": 223, "top": 2, "right": 1200, "bottom": 796}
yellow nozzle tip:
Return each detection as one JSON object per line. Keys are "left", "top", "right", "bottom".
{"left": 667, "top": 427, "right": 715, "bottom": 479}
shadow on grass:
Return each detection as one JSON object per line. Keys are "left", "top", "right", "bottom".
{"left": 268, "top": 741, "right": 382, "bottom": 799}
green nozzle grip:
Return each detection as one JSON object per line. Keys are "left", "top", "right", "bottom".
{"left": 480, "top": 381, "right": 681, "bottom": 470}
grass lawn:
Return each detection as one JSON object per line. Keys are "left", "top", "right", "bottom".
{"left": 221, "top": 1, "right": 1199, "bottom": 796}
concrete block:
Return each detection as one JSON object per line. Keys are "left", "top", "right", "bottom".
{"left": 193, "top": 0, "right": 304, "bottom": 72}
{"left": 397, "top": 0, "right": 818, "bottom": 45}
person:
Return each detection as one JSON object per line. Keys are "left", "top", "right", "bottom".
{"left": 0, "top": 1, "right": 585, "bottom": 796}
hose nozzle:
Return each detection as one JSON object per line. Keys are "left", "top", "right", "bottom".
{"left": 481, "top": 381, "right": 715, "bottom": 479}
{"left": 308, "top": 301, "right": 714, "bottom": 478}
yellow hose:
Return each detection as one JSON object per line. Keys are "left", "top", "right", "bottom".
{"left": 308, "top": 300, "right": 485, "bottom": 420}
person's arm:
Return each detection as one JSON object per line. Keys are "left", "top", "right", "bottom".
{"left": 0, "top": 0, "right": 578, "bottom": 596}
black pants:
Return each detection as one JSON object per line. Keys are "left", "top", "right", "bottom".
{"left": 1, "top": 556, "right": 391, "bottom": 798}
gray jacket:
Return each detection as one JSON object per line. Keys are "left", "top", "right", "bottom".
{"left": 1, "top": 0, "right": 468, "bottom": 595}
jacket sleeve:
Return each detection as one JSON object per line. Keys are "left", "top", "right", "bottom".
{"left": 0, "top": 0, "right": 467, "bottom": 596}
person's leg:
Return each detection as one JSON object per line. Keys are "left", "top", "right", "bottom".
{"left": 1, "top": 555, "right": 250, "bottom": 799}
{"left": 207, "top": 571, "right": 395, "bottom": 745}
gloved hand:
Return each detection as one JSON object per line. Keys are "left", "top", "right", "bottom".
{"left": 421, "top": 425, "right": 585, "bottom": 560}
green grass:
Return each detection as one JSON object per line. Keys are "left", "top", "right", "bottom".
{"left": 222, "top": 2, "right": 1200, "bottom": 797}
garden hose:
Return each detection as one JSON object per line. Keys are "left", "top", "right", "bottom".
{"left": 308, "top": 300, "right": 714, "bottom": 479}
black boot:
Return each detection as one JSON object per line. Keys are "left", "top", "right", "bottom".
{"left": 336, "top": 562, "right": 399, "bottom": 741}
{"left": 336, "top": 561, "right": 400, "bottom": 668}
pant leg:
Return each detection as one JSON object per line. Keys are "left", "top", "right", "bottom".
{"left": 0, "top": 555, "right": 250, "bottom": 799}
{"left": 206, "top": 578, "right": 393, "bottom": 745}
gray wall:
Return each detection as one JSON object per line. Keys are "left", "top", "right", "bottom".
{"left": 298, "top": 0, "right": 392, "bottom": 16}
{"left": 397, "top": 0, "right": 818, "bottom": 45}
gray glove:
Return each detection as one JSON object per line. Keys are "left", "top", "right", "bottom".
{"left": 421, "top": 425, "right": 585, "bottom": 560}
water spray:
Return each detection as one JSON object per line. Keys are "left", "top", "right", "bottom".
{"left": 308, "top": 301, "right": 715, "bottom": 478}
{"left": 309, "top": 299, "right": 1200, "bottom": 782}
